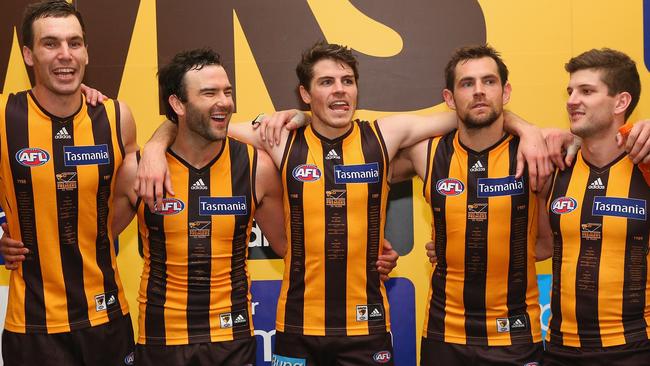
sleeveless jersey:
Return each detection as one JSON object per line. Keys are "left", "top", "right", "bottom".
{"left": 0, "top": 91, "right": 128, "bottom": 333}
{"left": 422, "top": 131, "right": 541, "bottom": 346}
{"left": 276, "top": 120, "right": 391, "bottom": 336}
{"left": 137, "top": 138, "right": 257, "bottom": 345}
{"left": 547, "top": 152, "right": 650, "bottom": 348}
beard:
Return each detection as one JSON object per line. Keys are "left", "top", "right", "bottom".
{"left": 185, "top": 102, "right": 228, "bottom": 142}
{"left": 460, "top": 106, "right": 500, "bottom": 130}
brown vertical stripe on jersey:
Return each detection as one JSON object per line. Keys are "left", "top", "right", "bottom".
{"left": 89, "top": 103, "right": 122, "bottom": 323}
{"left": 5, "top": 92, "right": 46, "bottom": 331}
{"left": 506, "top": 138, "right": 533, "bottom": 343}
{"left": 622, "top": 166, "right": 649, "bottom": 343}
{"left": 425, "top": 134, "right": 454, "bottom": 341}
{"left": 228, "top": 140, "right": 254, "bottom": 340}
{"left": 462, "top": 143, "right": 489, "bottom": 345}
{"left": 283, "top": 129, "right": 308, "bottom": 332}
{"left": 143, "top": 197, "right": 168, "bottom": 344}
{"left": 548, "top": 166, "right": 572, "bottom": 346}
{"left": 362, "top": 121, "right": 385, "bottom": 334}
{"left": 51, "top": 118, "right": 89, "bottom": 330}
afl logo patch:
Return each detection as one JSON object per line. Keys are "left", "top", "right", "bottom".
{"left": 373, "top": 350, "right": 392, "bottom": 363}
{"left": 154, "top": 198, "right": 185, "bottom": 215}
{"left": 292, "top": 164, "right": 322, "bottom": 182}
{"left": 15, "top": 148, "right": 50, "bottom": 167}
{"left": 551, "top": 197, "right": 578, "bottom": 214}
{"left": 436, "top": 178, "right": 465, "bottom": 196}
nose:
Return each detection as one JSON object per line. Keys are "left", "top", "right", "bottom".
{"left": 566, "top": 90, "right": 579, "bottom": 107}
{"left": 58, "top": 42, "right": 72, "bottom": 60}
{"left": 333, "top": 80, "right": 345, "bottom": 93}
{"left": 473, "top": 81, "right": 485, "bottom": 96}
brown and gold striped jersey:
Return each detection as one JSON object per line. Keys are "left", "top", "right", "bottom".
{"left": 276, "top": 120, "right": 391, "bottom": 336}
{"left": 0, "top": 91, "right": 128, "bottom": 334}
{"left": 422, "top": 131, "right": 541, "bottom": 346}
{"left": 547, "top": 152, "right": 650, "bottom": 348}
{"left": 137, "top": 138, "right": 257, "bottom": 345}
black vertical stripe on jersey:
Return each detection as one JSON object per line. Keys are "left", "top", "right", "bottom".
{"left": 51, "top": 118, "right": 89, "bottom": 330}
{"left": 323, "top": 137, "right": 347, "bottom": 335}
{"left": 462, "top": 146, "right": 489, "bottom": 345}
{"left": 229, "top": 140, "right": 254, "bottom": 340}
{"left": 113, "top": 103, "right": 125, "bottom": 159}
{"left": 574, "top": 169, "right": 604, "bottom": 347}
{"left": 143, "top": 201, "right": 167, "bottom": 344}
{"left": 89, "top": 103, "right": 122, "bottom": 322}
{"left": 284, "top": 129, "right": 308, "bottom": 332}
{"left": 506, "top": 137, "right": 533, "bottom": 342}
{"left": 426, "top": 132, "right": 454, "bottom": 340}
{"left": 5, "top": 92, "right": 46, "bottom": 331}
{"left": 548, "top": 166, "right": 573, "bottom": 345}
{"left": 187, "top": 168, "right": 211, "bottom": 344}
{"left": 622, "top": 166, "right": 650, "bottom": 343}
{"left": 361, "top": 122, "right": 386, "bottom": 334}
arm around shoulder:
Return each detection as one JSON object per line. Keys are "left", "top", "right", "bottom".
{"left": 118, "top": 100, "right": 139, "bottom": 154}
{"left": 253, "top": 149, "right": 287, "bottom": 257}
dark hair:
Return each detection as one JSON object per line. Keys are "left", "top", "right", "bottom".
{"left": 296, "top": 40, "right": 359, "bottom": 91}
{"left": 444, "top": 45, "right": 508, "bottom": 91}
{"left": 21, "top": 0, "right": 86, "bottom": 49}
{"left": 565, "top": 48, "right": 641, "bottom": 120}
{"left": 158, "top": 48, "right": 223, "bottom": 123}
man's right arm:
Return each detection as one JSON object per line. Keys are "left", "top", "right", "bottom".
{"left": 535, "top": 178, "right": 554, "bottom": 261}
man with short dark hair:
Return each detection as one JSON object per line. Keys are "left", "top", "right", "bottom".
{"left": 0, "top": 1, "right": 138, "bottom": 365}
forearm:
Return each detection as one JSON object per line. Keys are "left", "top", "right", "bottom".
{"left": 146, "top": 120, "right": 177, "bottom": 151}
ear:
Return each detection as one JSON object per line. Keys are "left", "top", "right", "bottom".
{"left": 84, "top": 44, "right": 89, "bottom": 65}
{"left": 23, "top": 46, "right": 34, "bottom": 67}
{"left": 168, "top": 95, "right": 185, "bottom": 118}
{"left": 442, "top": 89, "right": 456, "bottom": 110}
{"left": 299, "top": 85, "right": 311, "bottom": 104}
{"left": 502, "top": 82, "right": 512, "bottom": 105}
{"left": 613, "top": 91, "right": 632, "bottom": 116}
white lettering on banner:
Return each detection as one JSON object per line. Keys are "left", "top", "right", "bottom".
{"left": 255, "top": 329, "right": 276, "bottom": 362}
{"left": 252, "top": 301, "right": 259, "bottom": 315}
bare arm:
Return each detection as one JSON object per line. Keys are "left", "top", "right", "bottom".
{"left": 118, "top": 100, "right": 139, "bottom": 154}
{"left": 535, "top": 178, "right": 553, "bottom": 261}
{"left": 253, "top": 149, "right": 288, "bottom": 257}
{"left": 112, "top": 152, "right": 139, "bottom": 236}
{"left": 390, "top": 139, "right": 428, "bottom": 183}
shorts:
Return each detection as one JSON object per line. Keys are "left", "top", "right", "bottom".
{"left": 136, "top": 336, "right": 256, "bottom": 366}
{"left": 420, "top": 337, "right": 542, "bottom": 366}
{"left": 273, "top": 331, "right": 394, "bottom": 366}
{"left": 2, "top": 313, "right": 135, "bottom": 366}
{"left": 544, "top": 339, "right": 650, "bottom": 366}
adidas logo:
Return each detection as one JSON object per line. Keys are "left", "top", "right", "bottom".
{"left": 512, "top": 319, "right": 524, "bottom": 327}
{"left": 325, "top": 149, "right": 341, "bottom": 160}
{"left": 107, "top": 295, "right": 116, "bottom": 306}
{"left": 470, "top": 160, "right": 485, "bottom": 172}
{"left": 234, "top": 314, "right": 246, "bottom": 324}
{"left": 55, "top": 127, "right": 71, "bottom": 140}
{"left": 370, "top": 308, "right": 382, "bottom": 317}
{"left": 588, "top": 177, "right": 605, "bottom": 190}
{"left": 191, "top": 178, "right": 208, "bottom": 190}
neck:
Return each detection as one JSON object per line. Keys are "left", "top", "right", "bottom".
{"left": 311, "top": 118, "right": 353, "bottom": 140}
{"left": 580, "top": 119, "right": 625, "bottom": 168}
{"left": 31, "top": 85, "right": 82, "bottom": 118}
{"left": 171, "top": 126, "right": 224, "bottom": 169}
{"left": 457, "top": 115, "right": 506, "bottom": 151}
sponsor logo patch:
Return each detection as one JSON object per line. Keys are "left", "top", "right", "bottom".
{"left": 467, "top": 203, "right": 487, "bottom": 222}
{"left": 56, "top": 172, "right": 77, "bottom": 191}
{"left": 63, "top": 144, "right": 110, "bottom": 166}
{"left": 334, "top": 162, "right": 380, "bottom": 184}
{"left": 470, "top": 160, "right": 485, "bottom": 172}
{"left": 368, "top": 304, "right": 384, "bottom": 320}
{"left": 271, "top": 355, "right": 307, "bottom": 366}
{"left": 436, "top": 178, "right": 465, "bottom": 196}
{"left": 477, "top": 175, "right": 524, "bottom": 197}
{"left": 199, "top": 196, "right": 247, "bottom": 216}
{"left": 325, "top": 189, "right": 346, "bottom": 208}
{"left": 551, "top": 197, "right": 578, "bottom": 214}
{"left": 16, "top": 148, "right": 50, "bottom": 167}
{"left": 325, "top": 149, "right": 341, "bottom": 160}
{"left": 373, "top": 350, "right": 392, "bottom": 363}
{"left": 191, "top": 178, "right": 208, "bottom": 190}
{"left": 581, "top": 223, "right": 602, "bottom": 241}
{"left": 592, "top": 196, "right": 646, "bottom": 220}
{"left": 55, "top": 127, "right": 71, "bottom": 140}
{"left": 154, "top": 198, "right": 185, "bottom": 215}
{"left": 189, "top": 221, "right": 211, "bottom": 238}
{"left": 496, "top": 318, "right": 510, "bottom": 333}
{"left": 94, "top": 294, "right": 107, "bottom": 311}
{"left": 292, "top": 164, "right": 321, "bottom": 182}
{"left": 588, "top": 177, "right": 605, "bottom": 190}
{"left": 219, "top": 313, "right": 233, "bottom": 328}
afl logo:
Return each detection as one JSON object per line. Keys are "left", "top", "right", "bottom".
{"left": 436, "top": 178, "right": 465, "bottom": 196}
{"left": 551, "top": 197, "right": 578, "bottom": 214}
{"left": 154, "top": 198, "right": 185, "bottom": 215}
{"left": 372, "top": 351, "right": 392, "bottom": 363}
{"left": 292, "top": 164, "right": 322, "bottom": 182}
{"left": 16, "top": 148, "right": 50, "bottom": 167}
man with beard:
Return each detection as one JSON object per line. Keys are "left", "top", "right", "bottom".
{"left": 0, "top": 1, "right": 138, "bottom": 365}
{"left": 109, "top": 48, "right": 288, "bottom": 365}
{"left": 537, "top": 49, "right": 650, "bottom": 366}
{"left": 393, "top": 45, "right": 545, "bottom": 365}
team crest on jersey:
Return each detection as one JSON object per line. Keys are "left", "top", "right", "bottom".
{"left": 334, "top": 162, "right": 380, "bottom": 184}
{"left": 592, "top": 196, "right": 646, "bottom": 220}
{"left": 551, "top": 197, "right": 578, "bottom": 214}
{"left": 356, "top": 305, "right": 369, "bottom": 321}
{"left": 56, "top": 172, "right": 77, "bottom": 191}
{"left": 292, "top": 164, "right": 321, "bottom": 182}
{"left": 496, "top": 318, "right": 510, "bottom": 332}
{"left": 63, "top": 144, "right": 110, "bottom": 166}
{"left": 154, "top": 198, "right": 185, "bottom": 215}
{"left": 468, "top": 203, "right": 488, "bottom": 222}
{"left": 15, "top": 147, "right": 50, "bottom": 167}
{"left": 581, "top": 223, "right": 602, "bottom": 241}
{"left": 477, "top": 175, "right": 524, "bottom": 197}
{"left": 199, "top": 196, "right": 247, "bottom": 216}
{"left": 436, "top": 178, "right": 465, "bottom": 196}
{"left": 219, "top": 310, "right": 248, "bottom": 328}
{"left": 373, "top": 351, "right": 392, "bottom": 363}
{"left": 325, "top": 189, "right": 346, "bottom": 208}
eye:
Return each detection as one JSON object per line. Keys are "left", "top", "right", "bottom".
{"left": 224, "top": 90, "right": 233, "bottom": 97}
{"left": 583, "top": 89, "right": 593, "bottom": 95}
{"left": 343, "top": 78, "right": 355, "bottom": 85}
{"left": 320, "top": 79, "right": 332, "bottom": 86}
{"left": 69, "top": 41, "right": 83, "bottom": 48}
{"left": 460, "top": 81, "right": 473, "bottom": 88}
